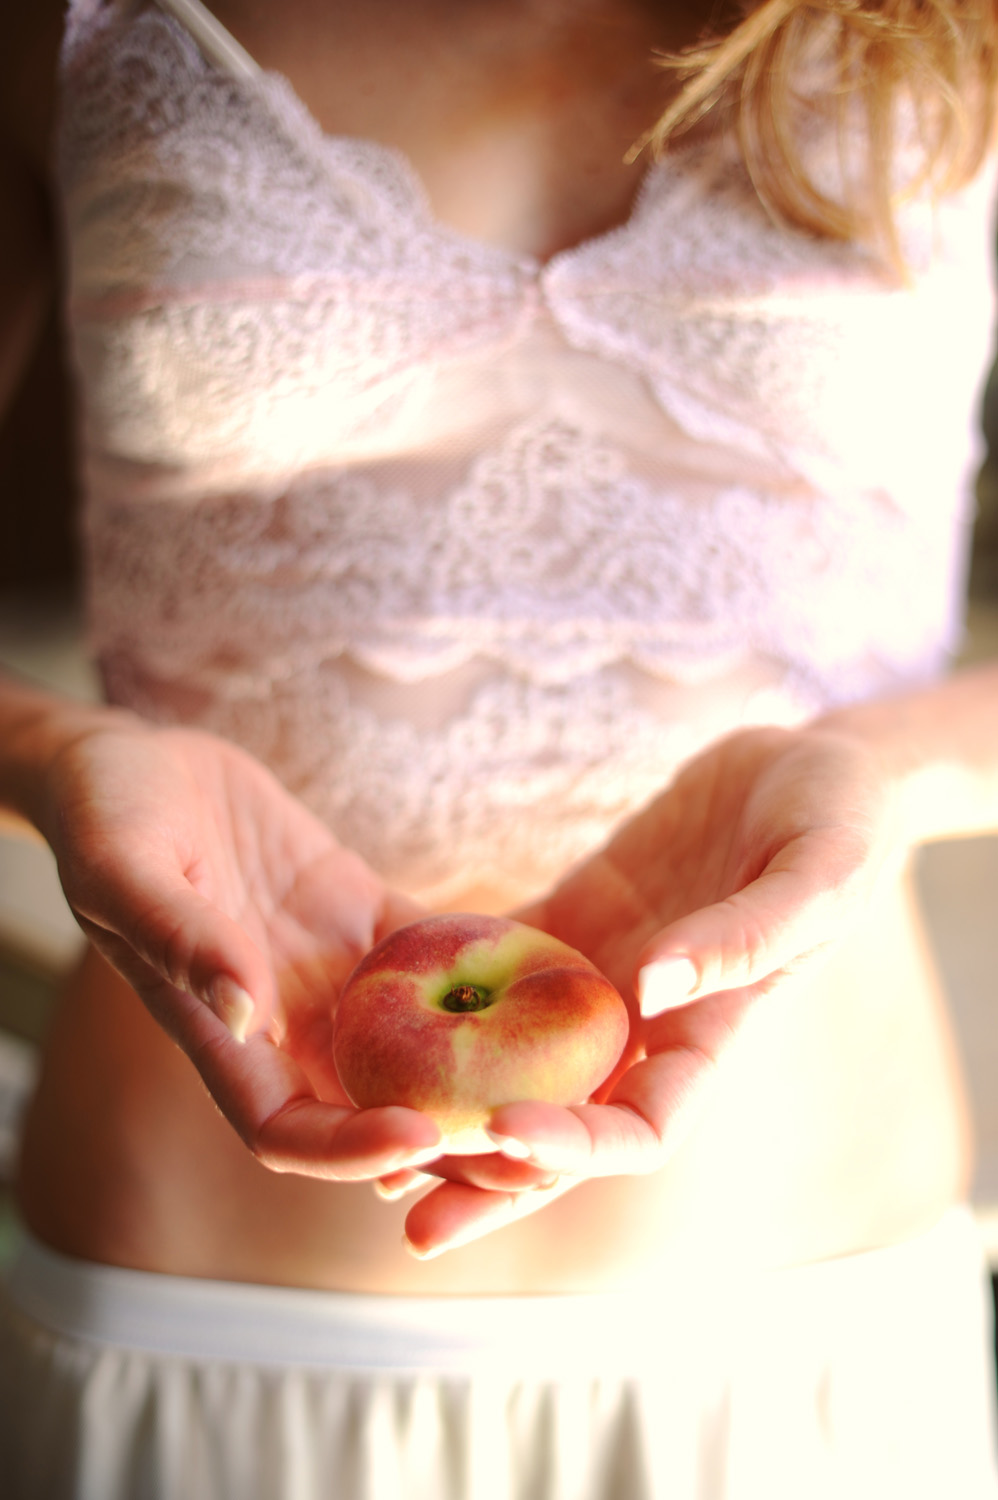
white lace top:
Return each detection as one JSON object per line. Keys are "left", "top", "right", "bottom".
{"left": 58, "top": 0, "right": 998, "bottom": 902}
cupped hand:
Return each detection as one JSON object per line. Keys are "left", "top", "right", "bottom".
{"left": 40, "top": 715, "right": 442, "bottom": 1178}
{"left": 400, "top": 723, "right": 906, "bottom": 1255}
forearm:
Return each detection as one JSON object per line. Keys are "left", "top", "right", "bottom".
{"left": 816, "top": 660, "right": 998, "bottom": 845}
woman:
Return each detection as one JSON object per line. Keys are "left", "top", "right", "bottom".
{"left": 1, "top": 0, "right": 998, "bottom": 1494}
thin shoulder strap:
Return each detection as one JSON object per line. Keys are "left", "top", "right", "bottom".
{"left": 151, "top": 0, "right": 261, "bottom": 79}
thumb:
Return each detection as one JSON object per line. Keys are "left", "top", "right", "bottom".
{"left": 634, "top": 838, "right": 868, "bottom": 1018}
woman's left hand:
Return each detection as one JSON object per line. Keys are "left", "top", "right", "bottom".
{"left": 395, "top": 722, "right": 907, "bottom": 1256}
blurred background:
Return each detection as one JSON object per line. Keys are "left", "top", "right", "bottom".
{"left": 1, "top": 296, "right": 998, "bottom": 1381}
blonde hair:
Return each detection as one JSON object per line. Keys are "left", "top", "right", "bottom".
{"left": 636, "top": 0, "right": 998, "bottom": 270}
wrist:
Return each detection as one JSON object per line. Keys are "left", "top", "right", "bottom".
{"left": 0, "top": 673, "right": 136, "bottom": 837}
{"left": 812, "top": 665, "right": 998, "bottom": 845}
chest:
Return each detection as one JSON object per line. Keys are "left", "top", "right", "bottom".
{"left": 61, "top": 0, "right": 997, "bottom": 521}
{"left": 200, "top": 0, "right": 701, "bottom": 260}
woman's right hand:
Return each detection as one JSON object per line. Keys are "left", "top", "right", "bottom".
{"left": 11, "top": 695, "right": 445, "bottom": 1181}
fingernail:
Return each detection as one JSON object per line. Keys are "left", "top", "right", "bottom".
{"left": 484, "top": 1130, "right": 532, "bottom": 1160}
{"left": 638, "top": 957, "right": 699, "bottom": 1017}
{"left": 210, "top": 977, "right": 256, "bottom": 1042}
{"left": 402, "top": 1234, "right": 446, "bottom": 1261}
{"left": 534, "top": 1173, "right": 561, "bottom": 1192}
{"left": 374, "top": 1172, "right": 432, "bottom": 1202}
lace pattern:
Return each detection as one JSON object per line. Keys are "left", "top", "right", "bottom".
{"left": 85, "top": 413, "right": 961, "bottom": 892}
{"left": 61, "top": 0, "right": 996, "bottom": 893}
{"left": 86, "top": 418, "right": 960, "bottom": 695}
{"left": 98, "top": 651, "right": 810, "bottom": 899}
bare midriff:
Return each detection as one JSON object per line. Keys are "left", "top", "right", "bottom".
{"left": 15, "top": 859, "right": 973, "bottom": 1295}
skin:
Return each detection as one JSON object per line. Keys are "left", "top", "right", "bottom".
{"left": 1, "top": 0, "right": 996, "bottom": 1290}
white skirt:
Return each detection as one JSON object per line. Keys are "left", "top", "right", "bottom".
{"left": 1, "top": 1209, "right": 997, "bottom": 1500}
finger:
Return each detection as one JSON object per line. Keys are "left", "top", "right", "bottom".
{"left": 374, "top": 1169, "right": 434, "bottom": 1201}
{"left": 252, "top": 1095, "right": 444, "bottom": 1179}
{"left": 634, "top": 831, "right": 869, "bottom": 1016}
{"left": 410, "top": 1153, "right": 561, "bottom": 1192}
{"left": 485, "top": 1100, "right": 656, "bottom": 1176}
{"left": 403, "top": 1176, "right": 573, "bottom": 1260}
{"left": 377, "top": 1152, "right": 560, "bottom": 1199}
{"left": 485, "top": 990, "right": 752, "bottom": 1174}
{"left": 175, "top": 1009, "right": 443, "bottom": 1175}
{"left": 71, "top": 861, "right": 276, "bottom": 1040}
